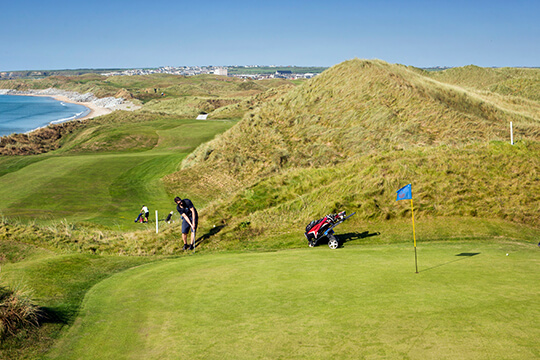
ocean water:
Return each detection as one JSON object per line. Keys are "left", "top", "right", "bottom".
{"left": 0, "top": 95, "right": 90, "bottom": 137}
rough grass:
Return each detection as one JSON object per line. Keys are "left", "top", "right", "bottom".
{"left": 143, "top": 96, "right": 241, "bottom": 118}
{"left": 0, "top": 285, "right": 40, "bottom": 340}
{"left": 163, "top": 60, "right": 540, "bottom": 242}
{"left": 428, "top": 65, "right": 540, "bottom": 101}
{"left": 1, "top": 60, "right": 540, "bottom": 359}
{"left": 0, "top": 122, "right": 85, "bottom": 156}
{"left": 171, "top": 60, "right": 539, "bottom": 190}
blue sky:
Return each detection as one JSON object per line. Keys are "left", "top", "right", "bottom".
{"left": 1, "top": 0, "right": 538, "bottom": 71}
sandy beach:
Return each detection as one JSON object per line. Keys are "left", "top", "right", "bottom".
{"left": 0, "top": 89, "right": 142, "bottom": 136}
{"left": 0, "top": 88, "right": 141, "bottom": 122}
{"left": 20, "top": 93, "right": 110, "bottom": 120}
{"left": 18, "top": 93, "right": 140, "bottom": 121}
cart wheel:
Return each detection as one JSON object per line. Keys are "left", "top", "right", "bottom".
{"left": 328, "top": 235, "right": 339, "bottom": 249}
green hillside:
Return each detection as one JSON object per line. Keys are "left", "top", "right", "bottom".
{"left": 428, "top": 65, "right": 540, "bottom": 101}
{"left": 164, "top": 59, "right": 540, "bottom": 244}
{"left": 1, "top": 59, "right": 539, "bottom": 249}
{"left": 1, "top": 60, "right": 540, "bottom": 359}
{"left": 0, "top": 73, "right": 295, "bottom": 104}
{"left": 0, "top": 114, "right": 237, "bottom": 228}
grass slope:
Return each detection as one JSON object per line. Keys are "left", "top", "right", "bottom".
{"left": 174, "top": 60, "right": 540, "bottom": 185}
{"left": 0, "top": 115, "right": 236, "bottom": 228}
{"left": 1, "top": 60, "right": 539, "bottom": 359}
{"left": 0, "top": 73, "right": 295, "bottom": 107}
{"left": 163, "top": 59, "right": 540, "bottom": 244}
{"left": 0, "top": 245, "right": 152, "bottom": 360}
{"left": 428, "top": 65, "right": 540, "bottom": 101}
{"left": 46, "top": 241, "right": 539, "bottom": 360}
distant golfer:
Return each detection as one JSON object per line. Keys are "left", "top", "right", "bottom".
{"left": 135, "top": 205, "right": 150, "bottom": 223}
{"left": 142, "top": 205, "right": 149, "bottom": 223}
{"left": 174, "top": 197, "right": 198, "bottom": 250}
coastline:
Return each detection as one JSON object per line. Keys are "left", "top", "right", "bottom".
{"left": 22, "top": 93, "right": 112, "bottom": 120}
{"left": 0, "top": 89, "right": 141, "bottom": 136}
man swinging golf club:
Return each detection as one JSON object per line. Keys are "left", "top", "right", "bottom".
{"left": 174, "top": 196, "right": 198, "bottom": 251}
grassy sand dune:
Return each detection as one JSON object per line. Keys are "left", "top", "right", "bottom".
{"left": 1, "top": 60, "right": 539, "bottom": 359}
{"left": 163, "top": 60, "right": 540, "bottom": 243}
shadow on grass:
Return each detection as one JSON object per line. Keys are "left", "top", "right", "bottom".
{"left": 194, "top": 225, "right": 226, "bottom": 248}
{"left": 338, "top": 231, "right": 381, "bottom": 245}
{"left": 37, "top": 307, "right": 70, "bottom": 326}
{"left": 420, "top": 252, "right": 481, "bottom": 273}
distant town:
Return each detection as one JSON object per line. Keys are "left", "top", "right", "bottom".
{"left": 0, "top": 65, "right": 328, "bottom": 81}
{"left": 103, "top": 65, "right": 323, "bottom": 80}
{"left": 2, "top": 64, "right": 539, "bottom": 81}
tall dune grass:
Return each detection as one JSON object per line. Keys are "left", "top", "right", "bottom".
{"left": 163, "top": 59, "right": 540, "bottom": 244}
{"left": 0, "top": 284, "right": 40, "bottom": 339}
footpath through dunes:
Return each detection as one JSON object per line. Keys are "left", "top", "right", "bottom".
{"left": 45, "top": 243, "right": 540, "bottom": 360}
{"left": 167, "top": 59, "right": 540, "bottom": 194}
{"left": 163, "top": 59, "right": 540, "bottom": 243}
{"left": 427, "top": 64, "right": 540, "bottom": 102}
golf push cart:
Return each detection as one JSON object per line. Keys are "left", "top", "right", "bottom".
{"left": 304, "top": 211, "right": 355, "bottom": 249}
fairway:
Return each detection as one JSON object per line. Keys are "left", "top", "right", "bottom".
{"left": 46, "top": 242, "right": 539, "bottom": 359}
{"left": 0, "top": 118, "right": 235, "bottom": 228}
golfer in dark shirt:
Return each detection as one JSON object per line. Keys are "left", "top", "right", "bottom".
{"left": 174, "top": 196, "right": 198, "bottom": 250}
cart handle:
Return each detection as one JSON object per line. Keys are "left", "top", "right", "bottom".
{"left": 326, "top": 212, "right": 356, "bottom": 232}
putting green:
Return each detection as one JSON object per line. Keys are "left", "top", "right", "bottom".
{"left": 47, "top": 242, "right": 539, "bottom": 359}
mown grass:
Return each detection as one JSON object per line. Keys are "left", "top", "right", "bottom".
{"left": 0, "top": 115, "right": 236, "bottom": 229}
{"left": 0, "top": 247, "right": 153, "bottom": 360}
{"left": 0, "top": 59, "right": 539, "bottom": 359}
{"left": 45, "top": 241, "right": 539, "bottom": 360}
{"left": 0, "top": 111, "right": 237, "bottom": 358}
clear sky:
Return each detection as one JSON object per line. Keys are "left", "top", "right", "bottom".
{"left": 1, "top": 0, "right": 538, "bottom": 71}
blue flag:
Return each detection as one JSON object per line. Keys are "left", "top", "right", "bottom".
{"left": 396, "top": 184, "right": 412, "bottom": 201}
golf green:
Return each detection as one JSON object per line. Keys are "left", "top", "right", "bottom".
{"left": 46, "top": 242, "right": 539, "bottom": 359}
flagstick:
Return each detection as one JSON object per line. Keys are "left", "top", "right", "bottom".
{"left": 411, "top": 198, "right": 418, "bottom": 273}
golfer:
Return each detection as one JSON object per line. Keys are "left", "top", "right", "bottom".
{"left": 135, "top": 205, "right": 149, "bottom": 223}
{"left": 174, "top": 196, "right": 198, "bottom": 250}
{"left": 142, "top": 205, "right": 149, "bottom": 223}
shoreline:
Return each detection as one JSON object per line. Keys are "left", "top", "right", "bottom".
{"left": 0, "top": 89, "right": 141, "bottom": 136}
{"left": 21, "top": 93, "right": 112, "bottom": 120}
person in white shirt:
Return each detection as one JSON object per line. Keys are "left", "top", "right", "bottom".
{"left": 135, "top": 205, "right": 150, "bottom": 223}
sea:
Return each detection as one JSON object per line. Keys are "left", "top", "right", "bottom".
{"left": 0, "top": 94, "right": 90, "bottom": 137}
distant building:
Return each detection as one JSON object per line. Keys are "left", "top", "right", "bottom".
{"left": 214, "top": 68, "right": 228, "bottom": 76}
{"left": 274, "top": 70, "right": 292, "bottom": 78}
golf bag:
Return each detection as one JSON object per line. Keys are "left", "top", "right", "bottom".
{"left": 304, "top": 211, "right": 348, "bottom": 248}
